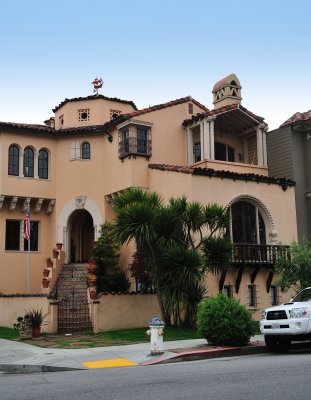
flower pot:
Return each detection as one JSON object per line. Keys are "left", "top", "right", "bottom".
{"left": 20, "top": 328, "right": 32, "bottom": 340}
{"left": 52, "top": 250, "right": 59, "bottom": 258}
{"left": 90, "top": 291, "right": 97, "bottom": 300}
{"left": 46, "top": 260, "right": 53, "bottom": 268}
{"left": 32, "top": 326, "right": 41, "bottom": 338}
{"left": 42, "top": 279, "right": 50, "bottom": 288}
{"left": 56, "top": 243, "right": 63, "bottom": 251}
{"left": 43, "top": 269, "right": 50, "bottom": 277}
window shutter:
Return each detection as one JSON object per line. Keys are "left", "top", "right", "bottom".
{"left": 70, "top": 142, "right": 81, "bottom": 160}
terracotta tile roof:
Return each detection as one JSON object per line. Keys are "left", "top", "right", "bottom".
{"left": 182, "top": 104, "right": 266, "bottom": 127}
{"left": 213, "top": 76, "right": 231, "bottom": 91}
{"left": 148, "top": 163, "right": 295, "bottom": 191}
{"left": 128, "top": 96, "right": 208, "bottom": 118}
{"left": 0, "top": 115, "right": 129, "bottom": 136}
{"left": 0, "top": 121, "right": 53, "bottom": 134}
{"left": 52, "top": 94, "right": 138, "bottom": 113}
{"left": 0, "top": 96, "right": 208, "bottom": 136}
{"left": 279, "top": 109, "right": 311, "bottom": 128}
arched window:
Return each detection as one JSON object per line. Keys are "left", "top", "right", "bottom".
{"left": 231, "top": 201, "right": 266, "bottom": 244}
{"left": 81, "top": 142, "right": 90, "bottom": 159}
{"left": 8, "top": 145, "right": 19, "bottom": 176}
{"left": 23, "top": 147, "right": 34, "bottom": 177}
{"left": 38, "top": 149, "right": 48, "bottom": 179}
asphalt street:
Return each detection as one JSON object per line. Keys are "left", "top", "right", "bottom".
{"left": 1, "top": 350, "right": 311, "bottom": 400}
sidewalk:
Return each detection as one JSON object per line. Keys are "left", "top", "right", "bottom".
{"left": 0, "top": 335, "right": 266, "bottom": 373}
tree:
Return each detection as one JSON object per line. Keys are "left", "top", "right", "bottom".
{"left": 113, "top": 188, "right": 231, "bottom": 327}
{"left": 93, "top": 223, "right": 130, "bottom": 293}
{"left": 275, "top": 240, "right": 311, "bottom": 293}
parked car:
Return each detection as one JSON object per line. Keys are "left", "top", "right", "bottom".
{"left": 260, "top": 287, "right": 311, "bottom": 352}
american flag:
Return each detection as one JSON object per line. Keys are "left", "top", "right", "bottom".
{"left": 24, "top": 209, "right": 31, "bottom": 241}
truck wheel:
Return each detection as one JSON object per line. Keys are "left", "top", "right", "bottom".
{"left": 265, "top": 335, "right": 291, "bottom": 353}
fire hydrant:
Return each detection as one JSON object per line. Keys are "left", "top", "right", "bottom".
{"left": 146, "top": 316, "right": 165, "bottom": 355}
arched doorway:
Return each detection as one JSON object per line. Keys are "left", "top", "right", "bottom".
{"left": 68, "top": 209, "right": 94, "bottom": 262}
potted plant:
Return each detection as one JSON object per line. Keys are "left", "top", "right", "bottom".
{"left": 56, "top": 243, "right": 63, "bottom": 251}
{"left": 88, "top": 273, "right": 96, "bottom": 286}
{"left": 52, "top": 249, "right": 59, "bottom": 258}
{"left": 43, "top": 268, "right": 50, "bottom": 277}
{"left": 25, "top": 308, "right": 48, "bottom": 338}
{"left": 42, "top": 278, "right": 50, "bottom": 288}
{"left": 46, "top": 257, "right": 53, "bottom": 268}
{"left": 13, "top": 315, "right": 32, "bottom": 339}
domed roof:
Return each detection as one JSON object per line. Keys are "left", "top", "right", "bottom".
{"left": 213, "top": 74, "right": 241, "bottom": 91}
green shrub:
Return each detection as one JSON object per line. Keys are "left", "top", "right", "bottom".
{"left": 197, "top": 294, "right": 256, "bottom": 346}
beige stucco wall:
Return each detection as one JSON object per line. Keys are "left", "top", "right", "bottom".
{"left": 0, "top": 132, "right": 56, "bottom": 199}
{"left": 0, "top": 296, "right": 58, "bottom": 333}
{"left": 149, "top": 168, "right": 297, "bottom": 245}
{"left": 204, "top": 271, "right": 295, "bottom": 321}
{"left": 54, "top": 98, "right": 136, "bottom": 130}
{"left": 90, "top": 294, "right": 161, "bottom": 333}
{"left": 0, "top": 207, "right": 55, "bottom": 294}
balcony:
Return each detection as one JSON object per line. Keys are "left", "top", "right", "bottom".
{"left": 219, "top": 244, "right": 290, "bottom": 293}
{"left": 231, "top": 244, "right": 290, "bottom": 267}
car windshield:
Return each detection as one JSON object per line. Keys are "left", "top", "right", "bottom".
{"left": 292, "top": 288, "right": 311, "bottom": 302}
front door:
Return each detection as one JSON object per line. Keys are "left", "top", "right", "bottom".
{"left": 69, "top": 209, "right": 94, "bottom": 262}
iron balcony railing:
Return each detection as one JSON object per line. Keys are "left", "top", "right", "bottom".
{"left": 119, "top": 138, "right": 152, "bottom": 159}
{"left": 231, "top": 244, "right": 290, "bottom": 266}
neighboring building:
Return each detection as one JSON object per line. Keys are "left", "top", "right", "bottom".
{"left": 0, "top": 74, "right": 297, "bottom": 321}
{"left": 267, "top": 110, "right": 311, "bottom": 243}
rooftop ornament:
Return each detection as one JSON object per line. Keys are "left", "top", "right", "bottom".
{"left": 92, "top": 77, "right": 103, "bottom": 95}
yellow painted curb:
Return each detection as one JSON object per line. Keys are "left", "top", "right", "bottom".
{"left": 82, "top": 358, "right": 138, "bottom": 369}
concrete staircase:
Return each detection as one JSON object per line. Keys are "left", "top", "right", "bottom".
{"left": 54, "top": 263, "right": 93, "bottom": 332}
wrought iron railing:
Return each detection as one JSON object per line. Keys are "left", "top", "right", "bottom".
{"left": 119, "top": 137, "right": 152, "bottom": 158}
{"left": 231, "top": 244, "right": 290, "bottom": 266}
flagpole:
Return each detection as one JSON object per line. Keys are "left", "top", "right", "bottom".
{"left": 27, "top": 237, "right": 30, "bottom": 293}
{"left": 25, "top": 207, "right": 31, "bottom": 293}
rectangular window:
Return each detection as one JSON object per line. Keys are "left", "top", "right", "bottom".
{"left": 248, "top": 285, "right": 257, "bottom": 308}
{"left": 5, "top": 220, "right": 20, "bottom": 250}
{"left": 5, "top": 220, "right": 39, "bottom": 251}
{"left": 24, "top": 221, "right": 39, "bottom": 251}
{"left": 118, "top": 124, "right": 151, "bottom": 159}
{"left": 215, "top": 142, "right": 235, "bottom": 162}
{"left": 137, "top": 127, "right": 147, "bottom": 154}
{"left": 188, "top": 103, "right": 193, "bottom": 114}
{"left": 223, "top": 285, "right": 232, "bottom": 298}
{"left": 59, "top": 115, "right": 64, "bottom": 128}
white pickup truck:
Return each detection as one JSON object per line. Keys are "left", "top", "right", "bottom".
{"left": 260, "top": 287, "right": 311, "bottom": 352}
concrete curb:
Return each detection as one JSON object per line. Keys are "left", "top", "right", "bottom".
{"left": 142, "top": 344, "right": 267, "bottom": 365}
{"left": 0, "top": 364, "right": 85, "bottom": 374}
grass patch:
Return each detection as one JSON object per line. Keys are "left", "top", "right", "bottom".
{"left": 0, "top": 327, "right": 19, "bottom": 340}
{"left": 96, "top": 327, "right": 202, "bottom": 342}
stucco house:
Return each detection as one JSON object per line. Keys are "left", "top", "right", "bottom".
{"left": 0, "top": 74, "right": 297, "bottom": 330}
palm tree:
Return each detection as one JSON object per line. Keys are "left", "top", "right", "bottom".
{"left": 113, "top": 188, "right": 232, "bottom": 327}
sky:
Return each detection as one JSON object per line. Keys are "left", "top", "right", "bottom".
{"left": 0, "top": 0, "right": 310, "bottom": 130}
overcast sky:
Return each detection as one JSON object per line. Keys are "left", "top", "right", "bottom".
{"left": 1, "top": 0, "right": 310, "bottom": 130}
